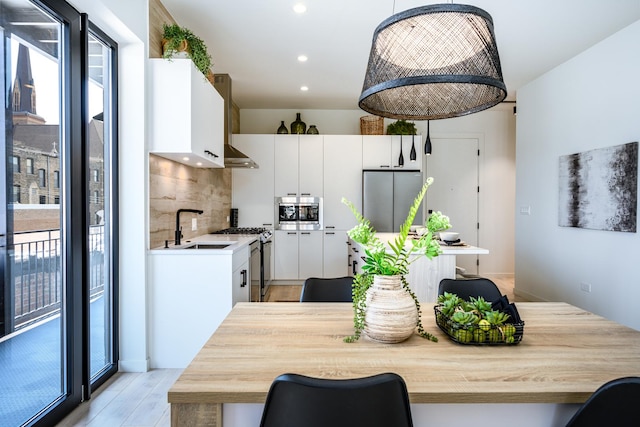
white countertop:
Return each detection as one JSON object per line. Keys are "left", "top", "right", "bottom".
{"left": 375, "top": 232, "right": 489, "bottom": 255}
{"left": 149, "top": 234, "right": 258, "bottom": 254}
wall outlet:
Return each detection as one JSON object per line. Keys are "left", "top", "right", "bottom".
{"left": 191, "top": 218, "right": 197, "bottom": 231}
{"left": 580, "top": 282, "right": 592, "bottom": 293}
{"left": 519, "top": 206, "right": 531, "bottom": 215}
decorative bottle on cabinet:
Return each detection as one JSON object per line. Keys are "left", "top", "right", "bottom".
{"left": 307, "top": 125, "right": 319, "bottom": 135}
{"left": 277, "top": 121, "right": 289, "bottom": 134}
{"left": 290, "top": 113, "right": 306, "bottom": 134}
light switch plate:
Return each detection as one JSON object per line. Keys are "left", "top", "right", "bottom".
{"left": 192, "top": 218, "right": 197, "bottom": 231}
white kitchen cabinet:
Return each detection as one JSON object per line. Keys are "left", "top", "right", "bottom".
{"left": 274, "top": 135, "right": 299, "bottom": 196}
{"left": 274, "top": 135, "right": 323, "bottom": 197}
{"left": 231, "top": 258, "right": 249, "bottom": 306}
{"left": 274, "top": 230, "right": 323, "bottom": 280}
{"left": 323, "top": 230, "right": 348, "bottom": 278}
{"left": 299, "top": 231, "right": 323, "bottom": 279}
{"left": 362, "top": 135, "right": 422, "bottom": 171}
{"left": 274, "top": 230, "right": 299, "bottom": 280}
{"left": 323, "top": 135, "right": 362, "bottom": 230}
{"left": 298, "top": 135, "right": 324, "bottom": 196}
{"left": 149, "top": 58, "right": 224, "bottom": 168}
{"left": 148, "top": 242, "right": 251, "bottom": 368}
{"left": 232, "top": 135, "right": 275, "bottom": 227}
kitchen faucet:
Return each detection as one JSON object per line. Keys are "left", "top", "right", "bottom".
{"left": 175, "top": 209, "right": 204, "bottom": 245}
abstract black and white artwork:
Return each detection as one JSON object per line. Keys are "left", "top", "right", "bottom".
{"left": 559, "top": 141, "right": 638, "bottom": 232}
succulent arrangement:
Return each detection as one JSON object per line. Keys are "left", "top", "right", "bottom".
{"left": 436, "top": 292, "right": 520, "bottom": 344}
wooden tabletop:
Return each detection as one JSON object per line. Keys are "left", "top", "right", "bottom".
{"left": 168, "top": 302, "right": 640, "bottom": 405}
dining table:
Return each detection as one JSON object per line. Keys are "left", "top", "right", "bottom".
{"left": 168, "top": 301, "right": 640, "bottom": 427}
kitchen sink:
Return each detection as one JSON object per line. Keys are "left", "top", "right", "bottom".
{"left": 183, "top": 243, "right": 233, "bottom": 250}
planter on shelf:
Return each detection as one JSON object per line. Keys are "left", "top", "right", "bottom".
{"left": 161, "top": 23, "right": 212, "bottom": 77}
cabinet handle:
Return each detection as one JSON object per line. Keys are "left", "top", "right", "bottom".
{"left": 325, "top": 225, "right": 335, "bottom": 229}
{"left": 286, "top": 192, "right": 297, "bottom": 196}
{"left": 262, "top": 223, "right": 273, "bottom": 226}
{"left": 325, "top": 232, "right": 335, "bottom": 235}
{"left": 301, "top": 192, "right": 311, "bottom": 196}
{"left": 240, "top": 269, "right": 247, "bottom": 287}
{"left": 301, "top": 232, "right": 310, "bottom": 235}
{"left": 380, "top": 165, "right": 391, "bottom": 168}
{"left": 352, "top": 260, "right": 357, "bottom": 275}
{"left": 287, "top": 232, "right": 297, "bottom": 235}
{"left": 204, "top": 149, "right": 219, "bottom": 158}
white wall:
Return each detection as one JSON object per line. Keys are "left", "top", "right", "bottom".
{"left": 515, "top": 20, "right": 640, "bottom": 330}
{"left": 69, "top": 0, "right": 149, "bottom": 371}
{"left": 240, "top": 105, "right": 516, "bottom": 276}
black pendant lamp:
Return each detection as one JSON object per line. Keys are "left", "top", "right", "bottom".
{"left": 424, "top": 121, "right": 432, "bottom": 156}
{"left": 398, "top": 135, "right": 405, "bottom": 166}
{"left": 359, "top": 4, "right": 507, "bottom": 120}
{"left": 410, "top": 134, "right": 417, "bottom": 162}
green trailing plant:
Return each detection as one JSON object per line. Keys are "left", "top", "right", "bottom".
{"left": 342, "top": 177, "right": 452, "bottom": 343}
{"left": 386, "top": 119, "right": 417, "bottom": 135}
{"left": 162, "top": 23, "right": 213, "bottom": 77}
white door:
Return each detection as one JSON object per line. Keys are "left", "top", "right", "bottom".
{"left": 424, "top": 138, "right": 479, "bottom": 275}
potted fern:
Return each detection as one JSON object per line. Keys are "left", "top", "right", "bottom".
{"left": 162, "top": 23, "right": 213, "bottom": 77}
{"left": 342, "top": 177, "right": 451, "bottom": 343}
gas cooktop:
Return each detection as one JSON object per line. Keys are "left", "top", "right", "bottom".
{"left": 211, "top": 227, "right": 269, "bottom": 235}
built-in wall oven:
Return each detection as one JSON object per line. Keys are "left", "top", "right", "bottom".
{"left": 276, "top": 196, "right": 322, "bottom": 230}
{"left": 210, "top": 227, "right": 272, "bottom": 302}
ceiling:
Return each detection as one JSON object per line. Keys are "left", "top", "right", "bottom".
{"left": 161, "top": 0, "right": 640, "bottom": 110}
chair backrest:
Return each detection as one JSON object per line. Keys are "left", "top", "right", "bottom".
{"left": 260, "top": 372, "right": 413, "bottom": 427}
{"left": 438, "top": 277, "right": 502, "bottom": 302}
{"left": 564, "top": 377, "right": 640, "bottom": 427}
{"left": 300, "top": 276, "right": 354, "bottom": 302}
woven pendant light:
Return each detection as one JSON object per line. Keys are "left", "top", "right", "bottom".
{"left": 359, "top": 4, "right": 507, "bottom": 120}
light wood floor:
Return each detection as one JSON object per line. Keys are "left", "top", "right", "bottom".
{"left": 57, "top": 275, "right": 516, "bottom": 426}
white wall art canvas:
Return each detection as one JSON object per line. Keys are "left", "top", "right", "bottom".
{"left": 559, "top": 141, "right": 638, "bottom": 232}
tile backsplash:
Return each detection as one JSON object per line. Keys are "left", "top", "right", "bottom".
{"left": 149, "top": 154, "right": 231, "bottom": 249}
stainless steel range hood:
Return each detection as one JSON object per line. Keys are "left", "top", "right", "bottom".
{"left": 213, "top": 74, "right": 258, "bottom": 169}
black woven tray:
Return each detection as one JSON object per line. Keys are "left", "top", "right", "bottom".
{"left": 434, "top": 304, "right": 525, "bottom": 345}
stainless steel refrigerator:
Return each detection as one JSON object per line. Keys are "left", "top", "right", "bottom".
{"left": 363, "top": 171, "right": 424, "bottom": 232}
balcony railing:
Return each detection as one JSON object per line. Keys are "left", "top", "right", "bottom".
{"left": 10, "top": 225, "right": 105, "bottom": 330}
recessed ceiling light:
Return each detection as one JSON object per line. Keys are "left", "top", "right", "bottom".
{"left": 183, "top": 157, "right": 190, "bottom": 161}
{"left": 293, "top": 4, "right": 307, "bottom": 14}
{"left": 196, "top": 162, "right": 203, "bottom": 166}
{"left": 300, "top": 86, "right": 309, "bottom": 91}
{"left": 297, "top": 55, "right": 308, "bottom": 62}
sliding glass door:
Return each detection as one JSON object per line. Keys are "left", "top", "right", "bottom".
{"left": 0, "top": 0, "right": 118, "bottom": 425}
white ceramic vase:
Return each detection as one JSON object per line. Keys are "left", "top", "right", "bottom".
{"left": 364, "top": 275, "right": 418, "bottom": 343}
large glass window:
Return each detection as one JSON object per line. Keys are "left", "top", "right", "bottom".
{"left": 0, "top": 0, "right": 119, "bottom": 425}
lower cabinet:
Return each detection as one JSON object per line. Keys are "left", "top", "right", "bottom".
{"left": 231, "top": 259, "right": 249, "bottom": 306}
{"left": 274, "top": 230, "right": 323, "bottom": 280}
{"left": 323, "top": 231, "right": 349, "bottom": 278}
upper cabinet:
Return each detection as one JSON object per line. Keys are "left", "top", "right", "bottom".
{"left": 323, "top": 135, "right": 362, "bottom": 230}
{"left": 362, "top": 135, "right": 422, "bottom": 171}
{"left": 232, "top": 134, "right": 275, "bottom": 228}
{"left": 149, "top": 58, "right": 224, "bottom": 168}
{"left": 274, "top": 135, "right": 323, "bottom": 197}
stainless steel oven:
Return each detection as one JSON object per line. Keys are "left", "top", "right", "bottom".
{"left": 276, "top": 196, "right": 322, "bottom": 230}
{"left": 210, "top": 227, "right": 272, "bottom": 302}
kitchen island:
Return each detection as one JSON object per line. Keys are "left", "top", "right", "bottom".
{"left": 359, "top": 232, "right": 489, "bottom": 302}
{"left": 168, "top": 302, "right": 640, "bottom": 427}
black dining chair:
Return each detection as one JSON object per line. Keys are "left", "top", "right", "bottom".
{"left": 438, "top": 277, "right": 502, "bottom": 302}
{"left": 300, "top": 276, "right": 354, "bottom": 302}
{"left": 260, "top": 372, "right": 414, "bottom": 427}
{"left": 564, "top": 376, "right": 640, "bottom": 427}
